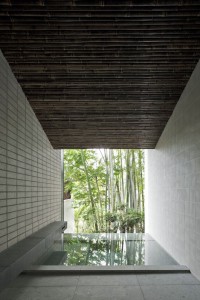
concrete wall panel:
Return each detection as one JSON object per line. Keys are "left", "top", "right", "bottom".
{"left": 147, "top": 60, "right": 200, "bottom": 279}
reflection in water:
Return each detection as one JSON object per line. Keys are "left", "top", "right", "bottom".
{"left": 64, "top": 234, "right": 145, "bottom": 266}
{"left": 37, "top": 233, "right": 178, "bottom": 266}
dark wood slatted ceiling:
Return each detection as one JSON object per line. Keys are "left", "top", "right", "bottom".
{"left": 0, "top": 0, "right": 200, "bottom": 148}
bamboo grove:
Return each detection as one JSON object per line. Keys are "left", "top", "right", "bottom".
{"left": 64, "top": 149, "right": 145, "bottom": 233}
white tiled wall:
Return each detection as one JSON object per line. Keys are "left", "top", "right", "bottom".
{"left": 147, "top": 60, "right": 200, "bottom": 279}
{"left": 0, "top": 50, "right": 62, "bottom": 253}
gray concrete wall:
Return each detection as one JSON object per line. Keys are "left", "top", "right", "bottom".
{"left": 0, "top": 50, "right": 62, "bottom": 253}
{"left": 147, "top": 60, "right": 200, "bottom": 279}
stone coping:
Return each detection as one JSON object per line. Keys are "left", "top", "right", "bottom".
{"left": 63, "top": 232, "right": 155, "bottom": 241}
{"left": 0, "top": 221, "right": 66, "bottom": 291}
{"left": 24, "top": 265, "right": 190, "bottom": 275}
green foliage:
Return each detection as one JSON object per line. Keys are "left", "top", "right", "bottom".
{"left": 105, "top": 206, "right": 144, "bottom": 233}
{"left": 64, "top": 149, "right": 145, "bottom": 233}
{"left": 105, "top": 212, "right": 118, "bottom": 223}
{"left": 117, "top": 204, "right": 126, "bottom": 211}
{"left": 123, "top": 209, "right": 144, "bottom": 231}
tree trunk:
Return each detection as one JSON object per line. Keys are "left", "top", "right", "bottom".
{"left": 81, "top": 150, "right": 99, "bottom": 232}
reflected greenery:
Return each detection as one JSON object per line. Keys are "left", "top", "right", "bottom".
{"left": 63, "top": 234, "right": 145, "bottom": 266}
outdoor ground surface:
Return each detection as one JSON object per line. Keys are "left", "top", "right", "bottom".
{"left": 1, "top": 273, "right": 200, "bottom": 300}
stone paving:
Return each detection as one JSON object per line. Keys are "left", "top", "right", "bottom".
{"left": 1, "top": 273, "right": 200, "bottom": 300}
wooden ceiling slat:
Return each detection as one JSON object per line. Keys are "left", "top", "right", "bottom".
{"left": 0, "top": 0, "right": 199, "bottom": 149}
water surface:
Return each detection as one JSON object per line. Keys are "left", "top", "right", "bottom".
{"left": 39, "top": 233, "right": 178, "bottom": 266}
